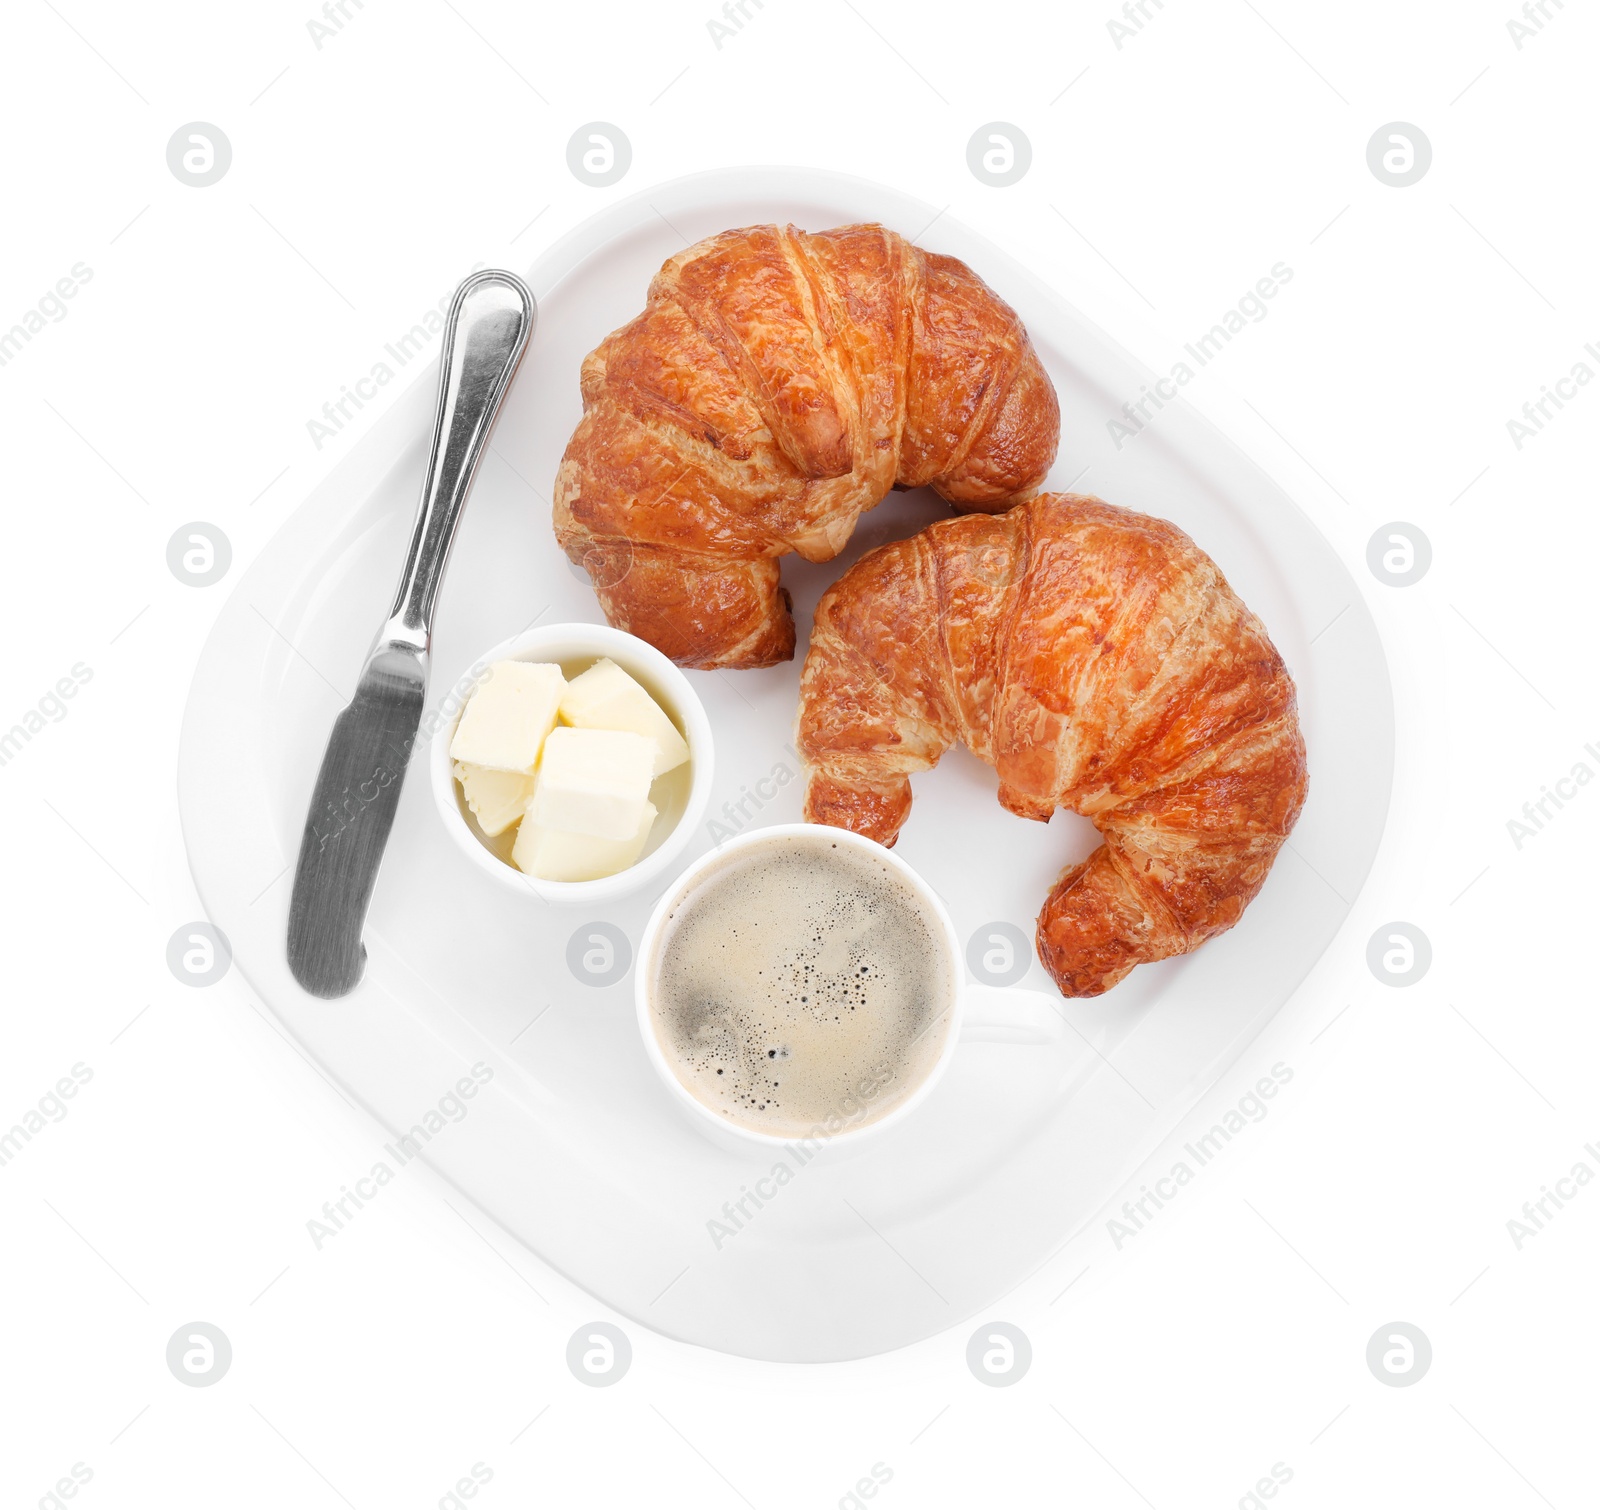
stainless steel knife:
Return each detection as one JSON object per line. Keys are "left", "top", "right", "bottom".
{"left": 287, "top": 269, "right": 536, "bottom": 998}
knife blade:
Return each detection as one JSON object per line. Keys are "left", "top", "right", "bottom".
{"left": 287, "top": 269, "right": 536, "bottom": 998}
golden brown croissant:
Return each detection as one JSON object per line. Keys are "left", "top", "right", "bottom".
{"left": 797, "top": 493, "right": 1308, "bottom": 997}
{"left": 553, "top": 222, "right": 1059, "bottom": 668}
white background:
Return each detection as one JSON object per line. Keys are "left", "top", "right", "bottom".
{"left": 2, "top": 0, "right": 1595, "bottom": 1506}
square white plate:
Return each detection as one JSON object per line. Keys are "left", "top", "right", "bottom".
{"left": 178, "top": 166, "right": 1392, "bottom": 1361}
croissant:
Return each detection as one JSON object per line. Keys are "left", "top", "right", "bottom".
{"left": 553, "top": 222, "right": 1059, "bottom": 668}
{"left": 797, "top": 493, "right": 1309, "bottom": 997}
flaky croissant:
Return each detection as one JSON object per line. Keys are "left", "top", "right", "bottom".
{"left": 553, "top": 222, "right": 1059, "bottom": 668}
{"left": 797, "top": 493, "right": 1308, "bottom": 997}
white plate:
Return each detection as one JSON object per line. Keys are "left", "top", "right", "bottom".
{"left": 178, "top": 167, "right": 1392, "bottom": 1362}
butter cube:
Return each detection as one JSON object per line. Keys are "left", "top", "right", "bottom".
{"left": 559, "top": 658, "right": 689, "bottom": 777}
{"left": 449, "top": 660, "right": 565, "bottom": 772}
{"left": 529, "top": 727, "right": 655, "bottom": 841}
{"left": 453, "top": 761, "right": 535, "bottom": 838}
{"left": 513, "top": 801, "right": 657, "bottom": 881}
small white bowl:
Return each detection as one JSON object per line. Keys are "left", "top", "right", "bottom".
{"left": 429, "top": 623, "right": 713, "bottom": 905}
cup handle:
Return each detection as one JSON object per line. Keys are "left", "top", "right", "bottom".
{"left": 959, "top": 982, "right": 1071, "bottom": 1045}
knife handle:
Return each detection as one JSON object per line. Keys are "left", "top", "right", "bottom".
{"left": 383, "top": 269, "right": 536, "bottom": 648}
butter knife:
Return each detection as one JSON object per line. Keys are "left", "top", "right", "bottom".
{"left": 287, "top": 269, "right": 536, "bottom": 998}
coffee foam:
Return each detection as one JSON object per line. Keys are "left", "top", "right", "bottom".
{"left": 650, "top": 832, "right": 954, "bottom": 1138}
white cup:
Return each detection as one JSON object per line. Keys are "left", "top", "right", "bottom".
{"left": 429, "top": 622, "right": 714, "bottom": 906}
{"left": 635, "top": 823, "right": 1068, "bottom": 1155}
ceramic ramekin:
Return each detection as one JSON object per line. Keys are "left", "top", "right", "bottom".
{"left": 429, "top": 622, "right": 713, "bottom": 906}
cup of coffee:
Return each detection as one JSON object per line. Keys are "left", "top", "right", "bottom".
{"left": 635, "top": 824, "right": 1067, "bottom": 1153}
